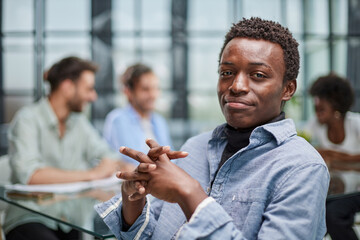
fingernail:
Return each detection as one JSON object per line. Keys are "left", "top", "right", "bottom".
{"left": 146, "top": 138, "right": 152, "bottom": 141}
{"left": 149, "top": 164, "right": 156, "bottom": 169}
{"left": 119, "top": 146, "right": 125, "bottom": 152}
{"left": 116, "top": 171, "right": 121, "bottom": 177}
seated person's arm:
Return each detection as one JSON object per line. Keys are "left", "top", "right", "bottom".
{"left": 318, "top": 148, "right": 360, "bottom": 171}
{"left": 28, "top": 158, "right": 120, "bottom": 184}
{"left": 81, "top": 116, "right": 135, "bottom": 170}
{"left": 318, "top": 148, "right": 360, "bottom": 162}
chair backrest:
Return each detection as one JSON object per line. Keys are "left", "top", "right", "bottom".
{"left": 0, "top": 155, "right": 10, "bottom": 185}
{"left": 0, "top": 154, "right": 10, "bottom": 240}
{"left": 0, "top": 124, "right": 8, "bottom": 156}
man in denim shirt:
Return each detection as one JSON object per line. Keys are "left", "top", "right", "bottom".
{"left": 95, "top": 17, "right": 329, "bottom": 239}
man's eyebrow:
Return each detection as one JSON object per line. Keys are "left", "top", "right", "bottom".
{"left": 219, "top": 61, "right": 234, "bottom": 66}
{"left": 249, "top": 62, "right": 272, "bottom": 70}
{"left": 220, "top": 61, "right": 272, "bottom": 69}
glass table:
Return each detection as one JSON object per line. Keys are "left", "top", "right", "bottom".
{"left": 326, "top": 169, "right": 360, "bottom": 200}
{"left": 0, "top": 185, "right": 121, "bottom": 239}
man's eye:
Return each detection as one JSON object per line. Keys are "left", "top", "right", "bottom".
{"left": 253, "top": 73, "right": 266, "bottom": 78}
{"left": 220, "top": 71, "right": 233, "bottom": 76}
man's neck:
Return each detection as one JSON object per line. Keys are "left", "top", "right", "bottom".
{"left": 132, "top": 105, "right": 151, "bottom": 119}
{"left": 48, "top": 94, "right": 71, "bottom": 124}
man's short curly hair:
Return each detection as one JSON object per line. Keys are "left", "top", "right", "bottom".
{"left": 219, "top": 17, "right": 300, "bottom": 82}
{"left": 309, "top": 73, "right": 354, "bottom": 116}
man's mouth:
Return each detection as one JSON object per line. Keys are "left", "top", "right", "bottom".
{"left": 224, "top": 97, "right": 254, "bottom": 110}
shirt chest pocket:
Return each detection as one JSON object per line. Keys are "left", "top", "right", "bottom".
{"left": 225, "top": 188, "right": 268, "bottom": 238}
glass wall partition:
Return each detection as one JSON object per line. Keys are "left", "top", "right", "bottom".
{"left": 0, "top": 0, "right": 356, "bottom": 153}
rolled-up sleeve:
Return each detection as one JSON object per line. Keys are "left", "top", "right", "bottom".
{"left": 8, "top": 112, "right": 46, "bottom": 184}
{"left": 176, "top": 197, "right": 246, "bottom": 240}
{"left": 95, "top": 194, "right": 158, "bottom": 240}
{"left": 81, "top": 117, "right": 119, "bottom": 165}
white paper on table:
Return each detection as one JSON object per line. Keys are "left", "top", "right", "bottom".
{"left": 4, "top": 174, "right": 122, "bottom": 193}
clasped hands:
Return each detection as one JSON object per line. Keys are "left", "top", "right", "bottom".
{"left": 116, "top": 139, "right": 208, "bottom": 221}
{"left": 118, "top": 138, "right": 192, "bottom": 202}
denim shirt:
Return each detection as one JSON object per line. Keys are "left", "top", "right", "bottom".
{"left": 103, "top": 104, "right": 173, "bottom": 164}
{"left": 95, "top": 119, "right": 329, "bottom": 240}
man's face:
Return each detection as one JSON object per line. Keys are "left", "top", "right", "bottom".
{"left": 68, "top": 70, "right": 98, "bottom": 112}
{"left": 217, "top": 37, "right": 295, "bottom": 129}
{"left": 314, "top": 97, "right": 335, "bottom": 125}
{"left": 127, "top": 72, "right": 159, "bottom": 115}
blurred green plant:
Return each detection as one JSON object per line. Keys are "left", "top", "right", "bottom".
{"left": 297, "top": 130, "right": 312, "bottom": 142}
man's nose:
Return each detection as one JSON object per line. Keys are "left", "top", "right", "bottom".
{"left": 229, "top": 73, "right": 249, "bottom": 93}
{"left": 149, "top": 88, "right": 159, "bottom": 99}
{"left": 90, "top": 90, "right": 98, "bottom": 102}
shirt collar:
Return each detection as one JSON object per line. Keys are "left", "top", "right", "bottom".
{"left": 222, "top": 112, "right": 286, "bottom": 148}
{"left": 39, "top": 98, "right": 58, "bottom": 128}
{"left": 259, "top": 118, "right": 297, "bottom": 145}
{"left": 126, "top": 104, "right": 154, "bottom": 122}
{"left": 212, "top": 117, "right": 297, "bottom": 146}
{"left": 39, "top": 97, "right": 76, "bottom": 130}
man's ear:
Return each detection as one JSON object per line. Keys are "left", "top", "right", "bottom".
{"left": 282, "top": 79, "right": 297, "bottom": 101}
{"left": 123, "top": 86, "right": 132, "bottom": 101}
{"left": 60, "top": 79, "right": 75, "bottom": 96}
